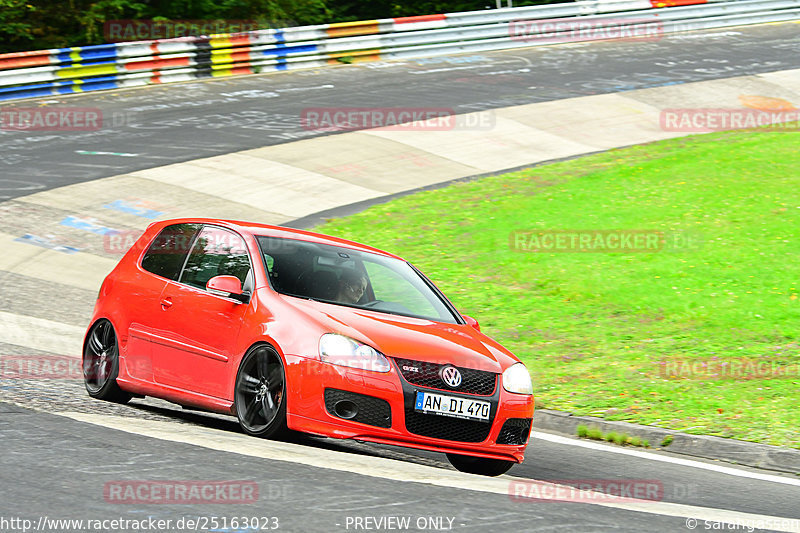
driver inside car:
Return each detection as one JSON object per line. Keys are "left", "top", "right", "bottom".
{"left": 336, "top": 269, "right": 368, "bottom": 304}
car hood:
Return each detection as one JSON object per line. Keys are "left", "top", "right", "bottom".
{"left": 282, "top": 297, "right": 517, "bottom": 373}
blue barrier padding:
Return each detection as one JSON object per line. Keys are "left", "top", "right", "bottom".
{"left": 0, "top": 86, "right": 56, "bottom": 101}
{"left": 55, "top": 51, "right": 74, "bottom": 63}
{"left": 54, "top": 58, "right": 119, "bottom": 68}
{"left": 76, "top": 43, "right": 120, "bottom": 60}
{"left": 79, "top": 79, "right": 121, "bottom": 91}
{"left": 54, "top": 45, "right": 119, "bottom": 64}
{"left": 54, "top": 86, "right": 80, "bottom": 95}
{"left": 0, "top": 74, "right": 122, "bottom": 98}
{"left": 54, "top": 80, "right": 121, "bottom": 95}
{"left": 261, "top": 43, "right": 317, "bottom": 57}
{"left": 0, "top": 81, "right": 61, "bottom": 94}
{"left": 71, "top": 74, "right": 119, "bottom": 84}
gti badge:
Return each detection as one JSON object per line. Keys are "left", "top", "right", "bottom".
{"left": 440, "top": 365, "right": 462, "bottom": 388}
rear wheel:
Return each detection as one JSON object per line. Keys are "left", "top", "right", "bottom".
{"left": 234, "top": 344, "right": 288, "bottom": 439}
{"left": 446, "top": 453, "right": 515, "bottom": 476}
{"left": 83, "top": 319, "right": 132, "bottom": 403}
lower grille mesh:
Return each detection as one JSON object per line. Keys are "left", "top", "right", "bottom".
{"left": 324, "top": 389, "right": 392, "bottom": 428}
{"left": 497, "top": 418, "right": 532, "bottom": 445}
{"left": 404, "top": 409, "right": 492, "bottom": 443}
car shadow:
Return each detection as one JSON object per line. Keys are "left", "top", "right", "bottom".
{"left": 125, "top": 398, "right": 456, "bottom": 471}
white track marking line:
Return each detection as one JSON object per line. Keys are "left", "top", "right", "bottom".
{"left": 533, "top": 432, "right": 800, "bottom": 487}
{"left": 0, "top": 311, "right": 84, "bottom": 356}
{"left": 59, "top": 412, "right": 800, "bottom": 531}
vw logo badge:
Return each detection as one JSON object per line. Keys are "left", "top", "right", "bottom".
{"left": 440, "top": 366, "right": 462, "bottom": 388}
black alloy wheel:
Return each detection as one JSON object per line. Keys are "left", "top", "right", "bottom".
{"left": 234, "top": 344, "right": 289, "bottom": 438}
{"left": 83, "top": 319, "right": 132, "bottom": 403}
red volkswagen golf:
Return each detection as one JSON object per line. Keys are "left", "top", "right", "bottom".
{"left": 83, "top": 219, "right": 535, "bottom": 476}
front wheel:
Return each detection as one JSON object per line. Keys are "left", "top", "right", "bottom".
{"left": 234, "top": 344, "right": 288, "bottom": 439}
{"left": 446, "top": 453, "right": 515, "bottom": 476}
{"left": 83, "top": 319, "right": 132, "bottom": 404}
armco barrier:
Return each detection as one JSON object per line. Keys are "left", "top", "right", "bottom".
{"left": 1, "top": 0, "right": 799, "bottom": 102}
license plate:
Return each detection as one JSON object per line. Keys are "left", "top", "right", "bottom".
{"left": 414, "top": 391, "right": 491, "bottom": 422}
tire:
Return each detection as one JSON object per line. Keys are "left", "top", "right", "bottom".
{"left": 83, "top": 319, "right": 132, "bottom": 404}
{"left": 234, "top": 344, "right": 289, "bottom": 439}
{"left": 446, "top": 453, "right": 515, "bottom": 476}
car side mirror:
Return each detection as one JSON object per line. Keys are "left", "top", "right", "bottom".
{"left": 207, "top": 275, "right": 250, "bottom": 303}
{"left": 463, "top": 314, "right": 480, "bottom": 332}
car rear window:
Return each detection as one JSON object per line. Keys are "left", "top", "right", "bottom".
{"left": 140, "top": 223, "right": 201, "bottom": 280}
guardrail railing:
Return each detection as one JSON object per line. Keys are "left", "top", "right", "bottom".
{"left": 1, "top": 0, "right": 798, "bottom": 102}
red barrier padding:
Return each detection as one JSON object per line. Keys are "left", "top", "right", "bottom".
{"left": 393, "top": 14, "right": 447, "bottom": 24}
{"left": 0, "top": 50, "right": 53, "bottom": 70}
{"left": 650, "top": 0, "right": 707, "bottom": 7}
{"left": 124, "top": 57, "right": 192, "bottom": 71}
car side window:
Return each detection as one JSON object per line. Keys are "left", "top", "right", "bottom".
{"left": 140, "top": 223, "right": 201, "bottom": 280}
{"left": 179, "top": 226, "right": 252, "bottom": 291}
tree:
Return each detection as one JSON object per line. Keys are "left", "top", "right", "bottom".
{"left": 0, "top": 0, "right": 567, "bottom": 53}
{"left": 0, "top": 0, "right": 36, "bottom": 52}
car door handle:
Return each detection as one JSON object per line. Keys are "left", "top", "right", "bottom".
{"left": 160, "top": 297, "right": 173, "bottom": 309}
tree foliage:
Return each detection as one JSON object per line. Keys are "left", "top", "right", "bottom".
{"left": 0, "top": 0, "right": 563, "bottom": 53}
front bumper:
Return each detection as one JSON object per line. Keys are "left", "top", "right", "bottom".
{"left": 283, "top": 354, "right": 535, "bottom": 462}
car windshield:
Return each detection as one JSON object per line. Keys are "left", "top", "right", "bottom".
{"left": 256, "top": 235, "right": 459, "bottom": 324}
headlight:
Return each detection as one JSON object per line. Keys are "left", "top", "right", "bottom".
{"left": 503, "top": 363, "right": 533, "bottom": 395}
{"left": 319, "top": 333, "right": 391, "bottom": 373}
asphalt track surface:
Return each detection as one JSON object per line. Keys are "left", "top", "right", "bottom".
{"left": 2, "top": 394, "right": 799, "bottom": 532}
{"left": 1, "top": 22, "right": 800, "bottom": 200}
{"left": 2, "top": 22, "right": 800, "bottom": 533}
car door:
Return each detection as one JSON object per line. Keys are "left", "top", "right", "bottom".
{"left": 125, "top": 223, "right": 201, "bottom": 383}
{"left": 151, "top": 225, "right": 252, "bottom": 399}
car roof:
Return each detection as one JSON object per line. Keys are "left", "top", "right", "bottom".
{"left": 150, "top": 218, "right": 402, "bottom": 260}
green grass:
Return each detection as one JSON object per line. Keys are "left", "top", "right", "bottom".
{"left": 575, "top": 425, "right": 649, "bottom": 448}
{"left": 314, "top": 130, "right": 800, "bottom": 448}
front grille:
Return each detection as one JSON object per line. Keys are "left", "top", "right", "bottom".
{"left": 404, "top": 409, "right": 492, "bottom": 443}
{"left": 394, "top": 358, "right": 497, "bottom": 396}
{"left": 324, "top": 389, "right": 392, "bottom": 428}
{"left": 497, "top": 418, "right": 532, "bottom": 445}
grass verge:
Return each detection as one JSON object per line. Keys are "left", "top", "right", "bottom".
{"left": 314, "top": 130, "right": 800, "bottom": 448}
{"left": 576, "top": 424, "right": 650, "bottom": 448}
